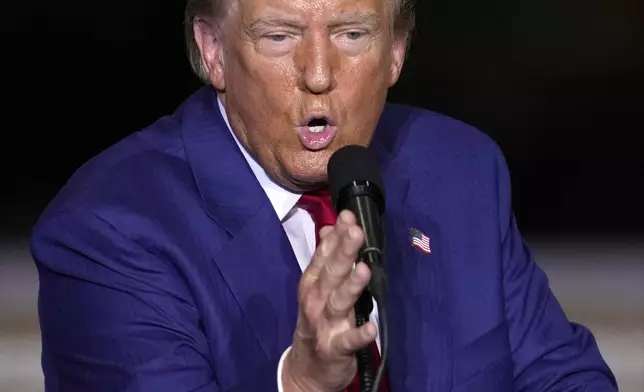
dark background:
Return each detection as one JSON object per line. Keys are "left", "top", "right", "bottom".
{"left": 2, "top": 0, "right": 643, "bottom": 239}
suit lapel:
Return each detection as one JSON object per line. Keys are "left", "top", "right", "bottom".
{"left": 214, "top": 205, "right": 301, "bottom": 359}
{"left": 383, "top": 202, "right": 453, "bottom": 391}
{"left": 373, "top": 127, "right": 453, "bottom": 391}
{"left": 181, "top": 87, "right": 300, "bottom": 360}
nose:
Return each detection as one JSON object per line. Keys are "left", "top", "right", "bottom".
{"left": 297, "top": 32, "right": 337, "bottom": 94}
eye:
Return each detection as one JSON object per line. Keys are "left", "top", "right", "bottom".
{"left": 345, "top": 31, "right": 365, "bottom": 40}
{"left": 335, "top": 30, "right": 369, "bottom": 53}
{"left": 266, "top": 34, "right": 289, "bottom": 42}
{"left": 258, "top": 33, "right": 297, "bottom": 56}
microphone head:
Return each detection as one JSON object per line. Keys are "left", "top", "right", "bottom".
{"left": 327, "top": 145, "right": 385, "bottom": 210}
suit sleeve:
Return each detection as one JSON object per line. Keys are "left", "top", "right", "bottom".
{"left": 494, "top": 150, "right": 618, "bottom": 391}
{"left": 30, "top": 210, "right": 280, "bottom": 392}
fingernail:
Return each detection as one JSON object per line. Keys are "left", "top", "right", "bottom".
{"left": 338, "top": 210, "right": 353, "bottom": 224}
{"left": 337, "top": 211, "right": 347, "bottom": 224}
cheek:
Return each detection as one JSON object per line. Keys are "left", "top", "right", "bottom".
{"left": 241, "top": 64, "right": 298, "bottom": 115}
{"left": 228, "top": 56, "right": 296, "bottom": 117}
{"left": 340, "top": 62, "right": 389, "bottom": 111}
{"left": 341, "top": 49, "right": 390, "bottom": 93}
{"left": 242, "top": 43, "right": 295, "bottom": 86}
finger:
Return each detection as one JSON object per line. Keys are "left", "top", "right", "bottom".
{"left": 337, "top": 210, "right": 357, "bottom": 226}
{"left": 331, "top": 322, "right": 378, "bottom": 356}
{"left": 301, "top": 227, "right": 340, "bottom": 286}
{"left": 324, "top": 262, "right": 371, "bottom": 319}
{"left": 319, "top": 225, "right": 334, "bottom": 239}
{"left": 316, "top": 223, "right": 364, "bottom": 298}
{"left": 303, "top": 211, "right": 354, "bottom": 281}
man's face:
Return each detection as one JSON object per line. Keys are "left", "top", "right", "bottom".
{"left": 198, "top": 0, "right": 407, "bottom": 191}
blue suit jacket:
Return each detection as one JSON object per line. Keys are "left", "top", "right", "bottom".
{"left": 30, "top": 87, "right": 617, "bottom": 391}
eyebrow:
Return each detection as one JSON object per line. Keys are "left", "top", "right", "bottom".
{"left": 328, "top": 11, "right": 381, "bottom": 28}
{"left": 246, "top": 15, "right": 307, "bottom": 35}
{"left": 246, "top": 11, "right": 382, "bottom": 34}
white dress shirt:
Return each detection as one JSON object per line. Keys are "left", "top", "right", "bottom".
{"left": 216, "top": 98, "right": 379, "bottom": 391}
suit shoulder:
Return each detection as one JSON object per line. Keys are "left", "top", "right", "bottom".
{"left": 34, "top": 114, "right": 192, "bottom": 228}
{"left": 379, "top": 102, "right": 503, "bottom": 161}
{"left": 377, "top": 102, "right": 511, "bottom": 199}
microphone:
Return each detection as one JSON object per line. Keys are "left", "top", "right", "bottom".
{"left": 328, "top": 144, "right": 387, "bottom": 300}
{"left": 327, "top": 145, "right": 388, "bottom": 392}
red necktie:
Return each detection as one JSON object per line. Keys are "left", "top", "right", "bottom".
{"left": 298, "top": 189, "right": 389, "bottom": 392}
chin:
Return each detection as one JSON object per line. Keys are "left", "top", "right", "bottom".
{"left": 284, "top": 168, "right": 329, "bottom": 190}
{"left": 276, "top": 150, "right": 331, "bottom": 190}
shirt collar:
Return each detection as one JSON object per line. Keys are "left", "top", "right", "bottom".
{"left": 217, "top": 97, "right": 301, "bottom": 221}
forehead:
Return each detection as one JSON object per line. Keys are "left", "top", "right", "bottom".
{"left": 235, "top": 0, "right": 390, "bottom": 21}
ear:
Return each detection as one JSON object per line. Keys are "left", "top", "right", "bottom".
{"left": 388, "top": 34, "right": 408, "bottom": 87}
{"left": 193, "top": 18, "right": 226, "bottom": 90}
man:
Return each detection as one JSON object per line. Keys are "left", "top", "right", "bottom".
{"left": 30, "top": 0, "right": 617, "bottom": 391}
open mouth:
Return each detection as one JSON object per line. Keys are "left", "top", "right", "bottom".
{"left": 307, "top": 117, "right": 328, "bottom": 133}
{"left": 297, "top": 115, "right": 338, "bottom": 150}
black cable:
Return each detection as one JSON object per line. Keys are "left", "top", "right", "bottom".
{"left": 368, "top": 264, "right": 388, "bottom": 392}
{"left": 371, "top": 299, "right": 388, "bottom": 392}
{"left": 355, "top": 290, "right": 375, "bottom": 392}
{"left": 353, "top": 262, "right": 389, "bottom": 392}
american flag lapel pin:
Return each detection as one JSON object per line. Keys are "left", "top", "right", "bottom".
{"left": 410, "top": 228, "right": 431, "bottom": 254}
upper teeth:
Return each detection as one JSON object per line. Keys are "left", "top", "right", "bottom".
{"left": 309, "top": 125, "right": 325, "bottom": 133}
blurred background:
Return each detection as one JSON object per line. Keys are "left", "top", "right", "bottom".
{"left": 1, "top": 0, "right": 643, "bottom": 390}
